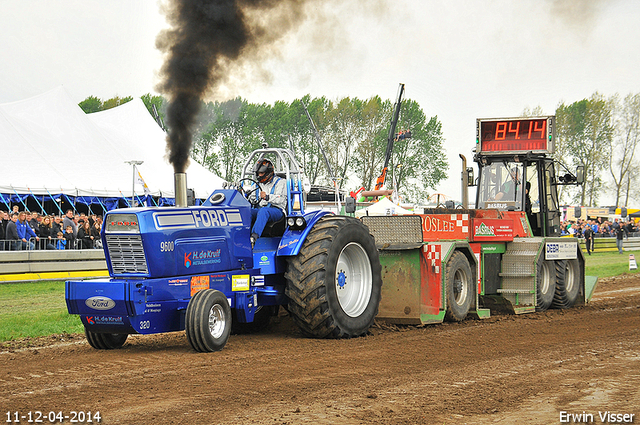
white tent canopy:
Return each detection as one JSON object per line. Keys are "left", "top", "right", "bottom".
{"left": 354, "top": 197, "right": 412, "bottom": 218}
{"left": 0, "top": 86, "right": 223, "bottom": 206}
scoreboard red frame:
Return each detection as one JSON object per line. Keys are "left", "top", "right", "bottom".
{"left": 476, "top": 116, "right": 555, "bottom": 154}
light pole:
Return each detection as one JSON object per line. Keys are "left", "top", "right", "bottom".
{"left": 125, "top": 160, "right": 144, "bottom": 206}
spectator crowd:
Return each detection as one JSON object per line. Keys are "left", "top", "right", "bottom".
{"left": 560, "top": 217, "right": 638, "bottom": 255}
{"left": 0, "top": 208, "right": 103, "bottom": 251}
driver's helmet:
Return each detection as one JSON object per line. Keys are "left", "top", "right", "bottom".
{"left": 254, "top": 159, "right": 274, "bottom": 184}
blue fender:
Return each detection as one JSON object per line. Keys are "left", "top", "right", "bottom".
{"left": 276, "top": 210, "right": 334, "bottom": 256}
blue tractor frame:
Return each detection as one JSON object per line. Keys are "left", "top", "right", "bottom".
{"left": 66, "top": 147, "right": 382, "bottom": 352}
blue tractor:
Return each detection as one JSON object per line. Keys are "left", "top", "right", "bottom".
{"left": 65, "top": 146, "right": 382, "bottom": 352}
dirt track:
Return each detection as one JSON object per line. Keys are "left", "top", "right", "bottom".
{"left": 2, "top": 275, "right": 639, "bottom": 425}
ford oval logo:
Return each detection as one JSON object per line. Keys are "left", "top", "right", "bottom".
{"left": 85, "top": 296, "right": 116, "bottom": 310}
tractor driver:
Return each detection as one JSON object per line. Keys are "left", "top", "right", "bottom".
{"left": 494, "top": 167, "right": 521, "bottom": 201}
{"left": 248, "top": 159, "right": 287, "bottom": 246}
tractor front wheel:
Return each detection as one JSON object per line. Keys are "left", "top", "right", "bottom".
{"left": 84, "top": 328, "right": 128, "bottom": 349}
{"left": 185, "top": 289, "right": 232, "bottom": 352}
{"left": 285, "top": 216, "right": 382, "bottom": 338}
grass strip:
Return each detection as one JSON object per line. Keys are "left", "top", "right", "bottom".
{"left": 583, "top": 249, "right": 640, "bottom": 278}
{"left": 0, "top": 280, "right": 83, "bottom": 342}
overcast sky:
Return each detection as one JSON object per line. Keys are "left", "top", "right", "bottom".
{"left": 1, "top": 0, "right": 639, "bottom": 205}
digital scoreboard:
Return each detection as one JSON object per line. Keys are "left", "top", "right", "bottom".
{"left": 476, "top": 116, "right": 555, "bottom": 154}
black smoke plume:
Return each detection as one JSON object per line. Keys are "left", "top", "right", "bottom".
{"left": 156, "top": 0, "right": 306, "bottom": 173}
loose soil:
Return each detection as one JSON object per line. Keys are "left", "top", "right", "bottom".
{"left": 2, "top": 275, "right": 639, "bottom": 425}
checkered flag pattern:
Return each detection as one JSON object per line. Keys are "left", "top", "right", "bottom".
{"left": 451, "top": 213, "right": 469, "bottom": 233}
{"left": 425, "top": 244, "right": 442, "bottom": 274}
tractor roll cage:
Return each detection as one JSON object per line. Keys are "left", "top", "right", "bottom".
{"left": 241, "top": 147, "right": 307, "bottom": 217}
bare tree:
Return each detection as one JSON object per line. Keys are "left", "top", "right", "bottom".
{"left": 609, "top": 93, "right": 640, "bottom": 207}
{"left": 623, "top": 159, "right": 640, "bottom": 205}
{"left": 556, "top": 93, "right": 614, "bottom": 206}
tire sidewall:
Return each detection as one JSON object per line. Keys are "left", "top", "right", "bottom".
{"left": 324, "top": 218, "right": 382, "bottom": 335}
{"left": 187, "top": 289, "right": 232, "bottom": 352}
{"left": 102, "top": 333, "right": 128, "bottom": 349}
{"left": 563, "top": 259, "right": 581, "bottom": 305}
{"left": 84, "top": 327, "right": 128, "bottom": 349}
{"left": 536, "top": 259, "right": 556, "bottom": 311}
{"left": 445, "top": 251, "right": 473, "bottom": 321}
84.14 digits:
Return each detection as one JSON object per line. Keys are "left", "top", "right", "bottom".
{"left": 6, "top": 411, "right": 101, "bottom": 423}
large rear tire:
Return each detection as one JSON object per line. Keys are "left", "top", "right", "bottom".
{"left": 185, "top": 289, "right": 232, "bottom": 352}
{"left": 444, "top": 251, "right": 473, "bottom": 322}
{"left": 536, "top": 259, "right": 556, "bottom": 312}
{"left": 285, "top": 216, "right": 382, "bottom": 338}
{"left": 84, "top": 328, "right": 128, "bottom": 349}
{"left": 552, "top": 259, "right": 580, "bottom": 309}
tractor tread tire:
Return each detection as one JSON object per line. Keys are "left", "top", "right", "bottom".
{"left": 285, "top": 215, "right": 382, "bottom": 339}
{"left": 536, "top": 259, "right": 556, "bottom": 312}
{"left": 552, "top": 259, "right": 580, "bottom": 309}
{"left": 84, "top": 327, "right": 128, "bottom": 350}
{"left": 444, "top": 251, "right": 473, "bottom": 322}
{"left": 185, "top": 289, "right": 232, "bottom": 352}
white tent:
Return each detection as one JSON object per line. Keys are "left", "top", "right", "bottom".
{"left": 355, "top": 197, "right": 412, "bottom": 218}
{"left": 0, "top": 87, "right": 223, "bottom": 211}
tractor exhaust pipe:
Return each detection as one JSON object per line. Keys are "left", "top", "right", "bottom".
{"left": 174, "top": 173, "right": 187, "bottom": 208}
{"left": 460, "top": 154, "right": 469, "bottom": 209}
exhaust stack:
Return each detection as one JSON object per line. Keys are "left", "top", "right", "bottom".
{"left": 459, "top": 154, "right": 469, "bottom": 209}
{"left": 174, "top": 173, "right": 187, "bottom": 208}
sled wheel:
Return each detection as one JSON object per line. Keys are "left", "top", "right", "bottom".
{"left": 186, "top": 289, "right": 232, "bottom": 352}
{"left": 285, "top": 216, "right": 382, "bottom": 338}
{"left": 535, "top": 259, "right": 556, "bottom": 312}
{"left": 444, "top": 251, "right": 473, "bottom": 322}
{"left": 552, "top": 259, "right": 580, "bottom": 309}
{"left": 231, "top": 305, "right": 278, "bottom": 334}
{"left": 84, "top": 327, "right": 128, "bottom": 349}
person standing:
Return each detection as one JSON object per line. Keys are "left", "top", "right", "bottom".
{"left": 0, "top": 210, "right": 6, "bottom": 250}
{"left": 77, "top": 220, "right": 94, "bottom": 249}
{"left": 5, "top": 213, "right": 19, "bottom": 250}
{"left": 63, "top": 209, "right": 77, "bottom": 238}
{"left": 63, "top": 225, "right": 76, "bottom": 250}
{"left": 91, "top": 221, "right": 102, "bottom": 249}
{"left": 583, "top": 223, "right": 594, "bottom": 255}
{"left": 28, "top": 212, "right": 40, "bottom": 236}
{"left": 15, "top": 211, "right": 39, "bottom": 250}
{"left": 55, "top": 231, "right": 66, "bottom": 250}
{"left": 615, "top": 224, "right": 624, "bottom": 254}
{"left": 51, "top": 215, "right": 62, "bottom": 235}
{"left": 38, "top": 216, "right": 56, "bottom": 250}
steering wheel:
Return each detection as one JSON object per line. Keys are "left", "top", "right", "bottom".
{"left": 238, "top": 178, "right": 261, "bottom": 207}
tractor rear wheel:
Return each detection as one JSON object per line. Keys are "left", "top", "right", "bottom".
{"left": 536, "top": 259, "right": 556, "bottom": 312}
{"left": 552, "top": 259, "right": 580, "bottom": 309}
{"left": 444, "top": 251, "right": 473, "bottom": 321}
{"left": 285, "top": 216, "right": 382, "bottom": 338}
{"left": 185, "top": 289, "right": 232, "bottom": 352}
{"left": 84, "top": 328, "right": 128, "bottom": 349}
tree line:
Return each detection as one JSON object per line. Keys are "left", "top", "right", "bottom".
{"left": 79, "top": 93, "right": 448, "bottom": 204}
{"left": 79, "top": 90, "right": 640, "bottom": 207}
{"left": 555, "top": 92, "right": 640, "bottom": 207}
